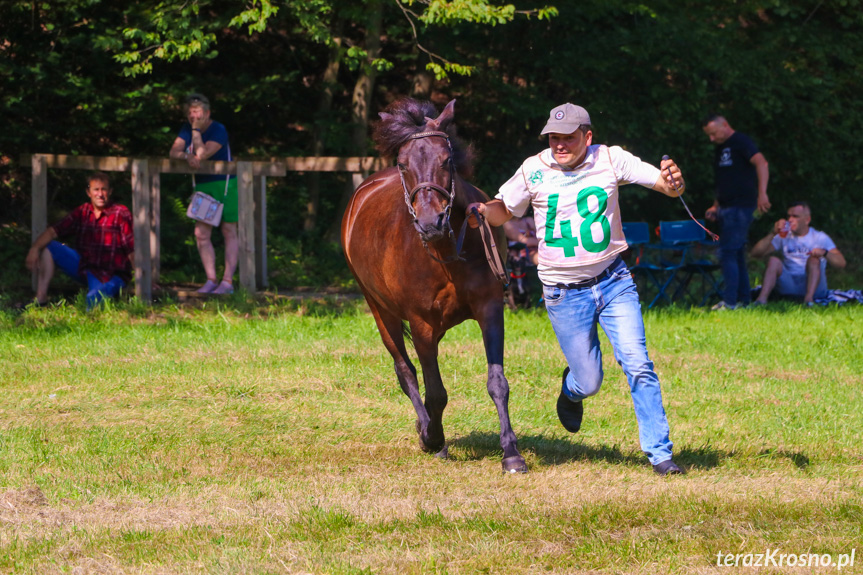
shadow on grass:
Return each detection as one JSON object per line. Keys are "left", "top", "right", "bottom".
{"left": 447, "top": 431, "right": 752, "bottom": 472}
{"left": 758, "top": 447, "right": 810, "bottom": 469}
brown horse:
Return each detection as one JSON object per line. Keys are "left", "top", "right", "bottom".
{"left": 341, "top": 98, "right": 527, "bottom": 473}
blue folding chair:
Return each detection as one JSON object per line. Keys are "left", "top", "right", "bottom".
{"left": 622, "top": 222, "right": 678, "bottom": 308}
{"left": 658, "top": 220, "right": 722, "bottom": 306}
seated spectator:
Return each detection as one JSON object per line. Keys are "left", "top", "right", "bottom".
{"left": 503, "top": 213, "right": 538, "bottom": 266}
{"left": 750, "top": 201, "right": 845, "bottom": 304}
{"left": 24, "top": 172, "right": 134, "bottom": 309}
{"left": 502, "top": 214, "right": 540, "bottom": 309}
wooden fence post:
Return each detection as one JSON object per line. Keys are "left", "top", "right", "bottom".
{"left": 131, "top": 159, "right": 152, "bottom": 303}
{"left": 149, "top": 171, "right": 161, "bottom": 283}
{"left": 31, "top": 155, "right": 48, "bottom": 291}
{"left": 254, "top": 176, "right": 267, "bottom": 289}
{"left": 237, "top": 161, "right": 256, "bottom": 293}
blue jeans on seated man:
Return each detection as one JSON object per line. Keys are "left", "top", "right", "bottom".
{"left": 47, "top": 241, "right": 127, "bottom": 309}
{"left": 542, "top": 257, "right": 674, "bottom": 466}
{"left": 718, "top": 206, "right": 755, "bottom": 306}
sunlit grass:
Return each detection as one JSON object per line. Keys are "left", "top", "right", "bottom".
{"left": 1, "top": 299, "right": 861, "bottom": 573}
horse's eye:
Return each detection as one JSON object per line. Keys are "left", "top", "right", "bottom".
{"left": 397, "top": 162, "right": 407, "bottom": 170}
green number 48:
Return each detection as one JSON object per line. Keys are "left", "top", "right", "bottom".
{"left": 544, "top": 187, "right": 611, "bottom": 256}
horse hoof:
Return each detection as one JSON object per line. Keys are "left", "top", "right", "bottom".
{"left": 418, "top": 437, "right": 445, "bottom": 454}
{"left": 435, "top": 445, "right": 449, "bottom": 459}
{"left": 502, "top": 455, "right": 528, "bottom": 474}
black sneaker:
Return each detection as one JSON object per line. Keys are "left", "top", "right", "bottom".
{"left": 653, "top": 459, "right": 685, "bottom": 476}
{"left": 11, "top": 300, "right": 49, "bottom": 311}
{"left": 556, "top": 367, "right": 583, "bottom": 433}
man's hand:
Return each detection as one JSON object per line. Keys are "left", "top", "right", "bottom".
{"left": 773, "top": 218, "right": 789, "bottom": 236}
{"left": 466, "top": 202, "right": 486, "bottom": 228}
{"left": 705, "top": 205, "right": 718, "bottom": 222}
{"left": 25, "top": 247, "right": 40, "bottom": 271}
{"left": 757, "top": 192, "right": 771, "bottom": 215}
{"left": 659, "top": 157, "right": 685, "bottom": 196}
{"left": 466, "top": 199, "right": 513, "bottom": 227}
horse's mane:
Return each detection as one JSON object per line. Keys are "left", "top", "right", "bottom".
{"left": 372, "top": 98, "right": 475, "bottom": 178}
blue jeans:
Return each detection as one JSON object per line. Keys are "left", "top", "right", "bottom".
{"left": 718, "top": 206, "right": 755, "bottom": 306}
{"left": 542, "top": 257, "right": 674, "bottom": 465}
{"left": 47, "top": 241, "right": 127, "bottom": 309}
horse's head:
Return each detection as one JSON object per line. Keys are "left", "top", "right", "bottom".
{"left": 394, "top": 100, "right": 457, "bottom": 243}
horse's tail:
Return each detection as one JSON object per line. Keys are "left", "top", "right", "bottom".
{"left": 402, "top": 321, "right": 413, "bottom": 344}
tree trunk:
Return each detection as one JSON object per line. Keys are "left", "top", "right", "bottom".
{"left": 305, "top": 27, "right": 343, "bottom": 233}
{"left": 326, "top": 0, "right": 382, "bottom": 242}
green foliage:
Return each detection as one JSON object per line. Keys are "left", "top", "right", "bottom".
{"left": 1, "top": 0, "right": 861, "bottom": 291}
{"left": 228, "top": 0, "right": 280, "bottom": 34}
{"left": 108, "top": 2, "right": 221, "bottom": 77}
{"left": 405, "top": 0, "right": 558, "bottom": 26}
{"left": 267, "top": 235, "right": 355, "bottom": 289}
{"left": 414, "top": 0, "right": 518, "bottom": 25}
{"left": 426, "top": 60, "right": 474, "bottom": 80}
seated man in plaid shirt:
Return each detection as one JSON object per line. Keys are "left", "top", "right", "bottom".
{"left": 25, "top": 172, "right": 135, "bottom": 308}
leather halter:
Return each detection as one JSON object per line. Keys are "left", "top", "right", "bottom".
{"left": 397, "top": 130, "right": 462, "bottom": 263}
{"left": 394, "top": 130, "right": 509, "bottom": 284}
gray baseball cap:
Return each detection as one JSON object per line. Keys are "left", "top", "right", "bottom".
{"left": 186, "top": 93, "right": 210, "bottom": 108}
{"left": 540, "top": 103, "right": 591, "bottom": 135}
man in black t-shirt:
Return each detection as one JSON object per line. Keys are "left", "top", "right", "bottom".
{"left": 702, "top": 114, "right": 770, "bottom": 310}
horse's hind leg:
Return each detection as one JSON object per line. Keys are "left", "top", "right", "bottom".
{"left": 365, "top": 301, "right": 437, "bottom": 451}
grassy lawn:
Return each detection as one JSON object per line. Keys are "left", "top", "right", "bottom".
{"left": 1, "top": 297, "right": 861, "bottom": 574}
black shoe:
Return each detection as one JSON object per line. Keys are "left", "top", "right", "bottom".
{"left": 11, "top": 300, "right": 49, "bottom": 311}
{"left": 653, "top": 459, "right": 685, "bottom": 476}
{"left": 556, "top": 367, "right": 583, "bottom": 433}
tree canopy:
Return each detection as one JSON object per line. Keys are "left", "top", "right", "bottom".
{"left": 2, "top": 0, "right": 861, "bottom": 286}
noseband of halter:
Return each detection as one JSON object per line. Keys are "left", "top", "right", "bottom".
{"left": 397, "top": 131, "right": 456, "bottom": 227}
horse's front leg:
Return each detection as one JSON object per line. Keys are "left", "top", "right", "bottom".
{"left": 365, "top": 302, "right": 434, "bottom": 444}
{"left": 410, "top": 321, "right": 448, "bottom": 456}
{"left": 477, "top": 301, "right": 528, "bottom": 473}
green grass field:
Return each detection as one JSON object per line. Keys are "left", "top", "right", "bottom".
{"left": 1, "top": 297, "right": 861, "bottom": 574}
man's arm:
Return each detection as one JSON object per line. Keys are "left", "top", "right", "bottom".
{"left": 25, "top": 227, "right": 58, "bottom": 270}
{"left": 169, "top": 137, "right": 188, "bottom": 159}
{"left": 750, "top": 222, "right": 781, "bottom": 259}
{"left": 751, "top": 152, "right": 770, "bottom": 214}
{"left": 170, "top": 130, "right": 223, "bottom": 167}
{"left": 192, "top": 138, "right": 223, "bottom": 161}
{"left": 466, "top": 199, "right": 514, "bottom": 228}
{"left": 817, "top": 247, "right": 846, "bottom": 269}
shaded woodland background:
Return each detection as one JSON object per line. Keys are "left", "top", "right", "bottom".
{"left": 2, "top": 0, "right": 861, "bottom": 291}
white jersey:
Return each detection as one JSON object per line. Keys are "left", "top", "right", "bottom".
{"left": 771, "top": 227, "right": 836, "bottom": 277}
{"left": 497, "top": 145, "right": 661, "bottom": 284}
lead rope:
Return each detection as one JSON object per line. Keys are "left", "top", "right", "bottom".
{"left": 471, "top": 207, "right": 509, "bottom": 287}
{"left": 662, "top": 154, "right": 719, "bottom": 241}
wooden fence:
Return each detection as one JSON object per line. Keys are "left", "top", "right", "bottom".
{"left": 21, "top": 154, "right": 389, "bottom": 303}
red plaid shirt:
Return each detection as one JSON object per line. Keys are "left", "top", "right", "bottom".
{"left": 52, "top": 202, "right": 135, "bottom": 283}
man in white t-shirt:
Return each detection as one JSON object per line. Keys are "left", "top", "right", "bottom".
{"left": 751, "top": 201, "right": 846, "bottom": 304}
{"left": 466, "top": 103, "right": 687, "bottom": 476}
